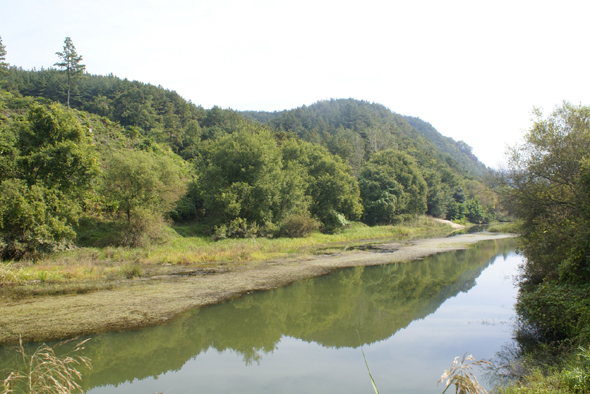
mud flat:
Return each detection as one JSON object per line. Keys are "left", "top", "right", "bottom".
{"left": 0, "top": 232, "right": 514, "bottom": 345}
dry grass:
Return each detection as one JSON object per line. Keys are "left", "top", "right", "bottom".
{"left": 1, "top": 336, "right": 92, "bottom": 394}
{"left": 438, "top": 354, "right": 492, "bottom": 394}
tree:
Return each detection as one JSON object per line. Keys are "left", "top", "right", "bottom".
{"left": 0, "top": 103, "right": 97, "bottom": 259}
{"left": 199, "top": 125, "right": 307, "bottom": 237}
{"left": 18, "top": 103, "right": 98, "bottom": 195}
{"left": 501, "top": 102, "right": 590, "bottom": 341}
{"left": 102, "top": 149, "right": 187, "bottom": 246}
{"left": 54, "top": 37, "right": 86, "bottom": 109}
{"left": 359, "top": 150, "right": 427, "bottom": 225}
{"left": 0, "top": 180, "right": 77, "bottom": 259}
{"left": 282, "top": 139, "right": 363, "bottom": 232}
{"left": 504, "top": 102, "right": 590, "bottom": 286}
{"left": 0, "top": 35, "right": 8, "bottom": 74}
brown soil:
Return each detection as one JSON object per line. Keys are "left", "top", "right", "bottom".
{"left": 0, "top": 232, "right": 514, "bottom": 345}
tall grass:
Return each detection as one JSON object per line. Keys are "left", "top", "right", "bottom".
{"left": 0, "top": 216, "right": 454, "bottom": 292}
{"left": 1, "top": 336, "right": 92, "bottom": 394}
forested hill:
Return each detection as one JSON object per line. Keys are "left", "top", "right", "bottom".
{"left": 240, "top": 99, "right": 488, "bottom": 178}
{"left": 3, "top": 68, "right": 487, "bottom": 179}
{"left": 1, "top": 65, "right": 503, "bottom": 260}
{"left": 403, "top": 116, "right": 487, "bottom": 178}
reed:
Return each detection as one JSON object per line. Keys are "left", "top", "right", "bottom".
{"left": 1, "top": 336, "right": 92, "bottom": 394}
{"left": 438, "top": 354, "right": 492, "bottom": 394}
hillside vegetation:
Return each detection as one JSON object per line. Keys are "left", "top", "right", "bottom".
{"left": 0, "top": 46, "right": 503, "bottom": 261}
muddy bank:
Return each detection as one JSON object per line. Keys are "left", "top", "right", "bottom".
{"left": 0, "top": 232, "right": 514, "bottom": 345}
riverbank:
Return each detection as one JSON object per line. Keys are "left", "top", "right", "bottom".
{"left": 0, "top": 231, "right": 514, "bottom": 345}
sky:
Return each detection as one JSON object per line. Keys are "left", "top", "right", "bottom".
{"left": 2, "top": 0, "right": 589, "bottom": 168}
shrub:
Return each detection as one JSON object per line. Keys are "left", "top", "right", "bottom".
{"left": 212, "top": 218, "right": 260, "bottom": 240}
{"left": 0, "top": 180, "right": 77, "bottom": 260}
{"left": 320, "top": 210, "right": 349, "bottom": 234}
{"left": 279, "top": 212, "right": 320, "bottom": 238}
{"left": 120, "top": 264, "right": 143, "bottom": 279}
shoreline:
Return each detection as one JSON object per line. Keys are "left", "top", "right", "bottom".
{"left": 0, "top": 232, "right": 515, "bottom": 346}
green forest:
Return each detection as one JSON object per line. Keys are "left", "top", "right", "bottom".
{"left": 0, "top": 36, "right": 501, "bottom": 261}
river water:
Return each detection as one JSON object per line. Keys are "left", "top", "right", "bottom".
{"left": 1, "top": 237, "right": 520, "bottom": 393}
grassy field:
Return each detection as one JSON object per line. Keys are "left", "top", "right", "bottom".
{"left": 0, "top": 216, "right": 459, "bottom": 296}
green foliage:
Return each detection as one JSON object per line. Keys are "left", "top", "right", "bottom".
{"left": 404, "top": 116, "right": 488, "bottom": 178}
{"left": 499, "top": 102, "right": 590, "bottom": 391}
{"left": 0, "top": 101, "right": 98, "bottom": 260}
{"left": 102, "top": 149, "right": 187, "bottom": 246}
{"left": 0, "top": 122, "right": 18, "bottom": 181}
{"left": 465, "top": 198, "right": 490, "bottom": 224}
{"left": 0, "top": 67, "right": 502, "bottom": 246}
{"left": 281, "top": 138, "right": 363, "bottom": 232}
{"left": 120, "top": 264, "right": 144, "bottom": 279}
{"left": 504, "top": 102, "right": 590, "bottom": 287}
{"left": 18, "top": 103, "right": 99, "bottom": 194}
{"left": 212, "top": 218, "right": 260, "bottom": 241}
{"left": 0, "top": 36, "right": 8, "bottom": 75}
{"left": 359, "top": 150, "right": 427, "bottom": 225}
{"left": 517, "top": 282, "right": 590, "bottom": 342}
{"left": 496, "top": 347, "right": 590, "bottom": 394}
{"left": 561, "top": 347, "right": 590, "bottom": 393}
{"left": 0, "top": 179, "right": 77, "bottom": 260}
{"left": 2, "top": 68, "right": 208, "bottom": 152}
{"left": 278, "top": 212, "right": 320, "bottom": 238}
{"left": 200, "top": 124, "right": 295, "bottom": 236}
{"left": 242, "top": 98, "right": 498, "bottom": 221}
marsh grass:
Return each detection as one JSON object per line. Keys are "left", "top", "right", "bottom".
{"left": 1, "top": 336, "right": 91, "bottom": 394}
{"left": 0, "top": 216, "right": 454, "bottom": 296}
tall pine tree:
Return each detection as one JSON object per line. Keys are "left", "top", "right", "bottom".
{"left": 0, "top": 35, "right": 8, "bottom": 74}
{"left": 54, "top": 37, "right": 85, "bottom": 109}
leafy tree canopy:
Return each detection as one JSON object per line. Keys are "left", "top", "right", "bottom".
{"left": 500, "top": 102, "right": 590, "bottom": 343}
{"left": 359, "top": 150, "right": 427, "bottom": 225}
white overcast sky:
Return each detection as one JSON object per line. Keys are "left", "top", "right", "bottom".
{"left": 2, "top": 0, "right": 589, "bottom": 168}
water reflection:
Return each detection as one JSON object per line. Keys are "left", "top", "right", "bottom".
{"left": 0, "top": 238, "right": 518, "bottom": 393}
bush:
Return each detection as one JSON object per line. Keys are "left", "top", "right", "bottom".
{"left": 0, "top": 180, "right": 78, "bottom": 260}
{"left": 517, "top": 282, "right": 590, "bottom": 342}
{"left": 320, "top": 210, "right": 349, "bottom": 234}
{"left": 279, "top": 212, "right": 320, "bottom": 238}
{"left": 212, "top": 218, "right": 260, "bottom": 240}
{"left": 120, "top": 264, "right": 144, "bottom": 279}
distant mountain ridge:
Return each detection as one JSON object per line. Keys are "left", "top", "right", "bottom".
{"left": 241, "top": 98, "right": 488, "bottom": 179}
{"left": 403, "top": 115, "right": 487, "bottom": 178}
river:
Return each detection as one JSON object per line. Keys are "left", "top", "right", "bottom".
{"left": 0, "top": 237, "right": 520, "bottom": 393}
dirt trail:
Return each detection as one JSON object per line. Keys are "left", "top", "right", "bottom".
{"left": 0, "top": 232, "right": 514, "bottom": 345}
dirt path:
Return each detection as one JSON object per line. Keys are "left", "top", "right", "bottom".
{"left": 0, "top": 232, "right": 514, "bottom": 345}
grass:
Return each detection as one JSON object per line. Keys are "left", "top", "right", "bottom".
{"left": 494, "top": 346, "right": 590, "bottom": 394}
{"left": 1, "top": 336, "right": 92, "bottom": 394}
{"left": 0, "top": 216, "right": 456, "bottom": 297}
{"left": 488, "top": 221, "right": 520, "bottom": 234}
